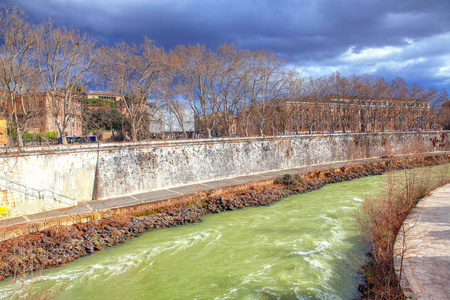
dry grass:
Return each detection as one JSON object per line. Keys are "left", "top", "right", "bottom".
{"left": 357, "top": 161, "right": 450, "bottom": 299}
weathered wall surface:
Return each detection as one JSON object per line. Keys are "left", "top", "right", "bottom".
{"left": 0, "top": 132, "right": 448, "bottom": 203}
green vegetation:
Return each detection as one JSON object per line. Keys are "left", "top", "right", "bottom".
{"left": 86, "top": 98, "right": 116, "bottom": 109}
{"left": 22, "top": 132, "right": 57, "bottom": 141}
{"left": 85, "top": 103, "right": 122, "bottom": 133}
{"left": 132, "top": 207, "right": 164, "bottom": 217}
{"left": 8, "top": 131, "right": 57, "bottom": 142}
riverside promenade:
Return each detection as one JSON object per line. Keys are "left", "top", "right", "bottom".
{"left": 394, "top": 183, "right": 450, "bottom": 300}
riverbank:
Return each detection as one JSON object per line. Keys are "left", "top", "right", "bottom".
{"left": 394, "top": 184, "right": 450, "bottom": 299}
{"left": 357, "top": 160, "right": 450, "bottom": 299}
{"left": 0, "top": 155, "right": 449, "bottom": 281}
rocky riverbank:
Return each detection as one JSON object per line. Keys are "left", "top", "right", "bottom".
{"left": 0, "top": 155, "right": 448, "bottom": 281}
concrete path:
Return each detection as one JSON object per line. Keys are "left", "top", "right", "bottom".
{"left": 0, "top": 157, "right": 391, "bottom": 234}
{"left": 394, "top": 183, "right": 450, "bottom": 300}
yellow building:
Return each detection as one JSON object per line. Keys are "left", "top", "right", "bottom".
{"left": 0, "top": 118, "right": 7, "bottom": 145}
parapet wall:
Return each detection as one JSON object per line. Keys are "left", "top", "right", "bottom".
{"left": 0, "top": 132, "right": 448, "bottom": 203}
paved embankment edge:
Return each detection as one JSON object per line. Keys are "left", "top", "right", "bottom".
{"left": 394, "top": 183, "right": 450, "bottom": 300}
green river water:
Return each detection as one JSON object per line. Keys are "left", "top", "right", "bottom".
{"left": 0, "top": 175, "right": 384, "bottom": 300}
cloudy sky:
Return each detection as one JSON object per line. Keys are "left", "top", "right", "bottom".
{"left": 4, "top": 0, "right": 450, "bottom": 91}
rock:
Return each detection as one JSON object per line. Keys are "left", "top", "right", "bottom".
{"left": 94, "top": 244, "right": 103, "bottom": 251}
{"left": 112, "top": 230, "right": 123, "bottom": 237}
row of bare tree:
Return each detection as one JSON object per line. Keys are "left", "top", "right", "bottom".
{"left": 1, "top": 4, "right": 449, "bottom": 146}
{"left": 0, "top": 5, "right": 95, "bottom": 146}
{"left": 92, "top": 41, "right": 450, "bottom": 138}
{"left": 255, "top": 73, "right": 449, "bottom": 135}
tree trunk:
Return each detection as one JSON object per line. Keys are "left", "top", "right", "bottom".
{"left": 131, "top": 124, "right": 138, "bottom": 142}
{"left": 16, "top": 128, "right": 24, "bottom": 149}
{"left": 59, "top": 127, "right": 68, "bottom": 145}
{"left": 227, "top": 125, "right": 233, "bottom": 137}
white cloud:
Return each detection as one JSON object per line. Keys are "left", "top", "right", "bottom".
{"left": 404, "top": 38, "right": 414, "bottom": 45}
{"left": 294, "top": 32, "right": 450, "bottom": 89}
{"left": 293, "top": 65, "right": 344, "bottom": 77}
{"left": 339, "top": 46, "right": 402, "bottom": 62}
{"left": 434, "top": 55, "right": 450, "bottom": 78}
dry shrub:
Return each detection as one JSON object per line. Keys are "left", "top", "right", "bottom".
{"left": 358, "top": 162, "right": 450, "bottom": 299}
{"left": 274, "top": 174, "right": 303, "bottom": 186}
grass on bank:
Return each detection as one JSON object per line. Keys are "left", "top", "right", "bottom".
{"left": 357, "top": 161, "right": 450, "bottom": 299}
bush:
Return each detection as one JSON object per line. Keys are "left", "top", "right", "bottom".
{"left": 86, "top": 98, "right": 116, "bottom": 108}
{"left": 274, "top": 174, "right": 303, "bottom": 186}
{"left": 357, "top": 164, "right": 450, "bottom": 299}
{"left": 11, "top": 132, "right": 58, "bottom": 142}
{"left": 44, "top": 132, "right": 58, "bottom": 139}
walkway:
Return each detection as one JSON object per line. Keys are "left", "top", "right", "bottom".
{"left": 394, "top": 183, "right": 450, "bottom": 300}
{"left": 0, "top": 157, "right": 394, "bottom": 240}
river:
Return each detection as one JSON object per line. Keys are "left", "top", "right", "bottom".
{"left": 0, "top": 175, "right": 383, "bottom": 299}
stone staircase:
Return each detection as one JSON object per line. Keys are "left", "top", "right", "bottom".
{"left": 0, "top": 176, "right": 77, "bottom": 220}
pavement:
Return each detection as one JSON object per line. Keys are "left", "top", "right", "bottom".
{"left": 394, "top": 183, "right": 450, "bottom": 300}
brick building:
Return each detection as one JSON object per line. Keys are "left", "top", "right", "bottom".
{"left": 237, "top": 97, "right": 431, "bottom": 135}
{"left": 0, "top": 91, "right": 84, "bottom": 137}
{"left": 86, "top": 91, "right": 127, "bottom": 115}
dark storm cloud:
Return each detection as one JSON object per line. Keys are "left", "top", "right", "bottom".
{"left": 3, "top": 0, "right": 450, "bottom": 89}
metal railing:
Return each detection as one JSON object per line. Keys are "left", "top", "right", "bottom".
{"left": 0, "top": 175, "right": 77, "bottom": 207}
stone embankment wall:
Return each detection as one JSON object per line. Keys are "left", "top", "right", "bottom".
{"left": 0, "top": 132, "right": 448, "bottom": 204}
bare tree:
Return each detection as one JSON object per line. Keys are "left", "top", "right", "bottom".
{"left": 285, "top": 74, "right": 308, "bottom": 134}
{"left": 437, "top": 95, "right": 450, "bottom": 130}
{"left": 367, "top": 76, "right": 389, "bottom": 132}
{"left": 324, "top": 72, "right": 350, "bottom": 133}
{"left": 421, "top": 88, "right": 447, "bottom": 129}
{"left": 389, "top": 77, "right": 409, "bottom": 131}
{"left": 243, "top": 49, "right": 292, "bottom": 136}
{"left": 157, "top": 70, "right": 191, "bottom": 138}
{"left": 96, "top": 38, "right": 166, "bottom": 141}
{"left": 216, "top": 44, "right": 247, "bottom": 137}
{"left": 171, "top": 44, "right": 221, "bottom": 138}
{"left": 345, "top": 74, "right": 363, "bottom": 132}
{"left": 0, "top": 4, "right": 41, "bottom": 148}
{"left": 35, "top": 22, "right": 96, "bottom": 144}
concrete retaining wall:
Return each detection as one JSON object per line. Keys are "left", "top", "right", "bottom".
{"left": 0, "top": 132, "right": 448, "bottom": 204}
